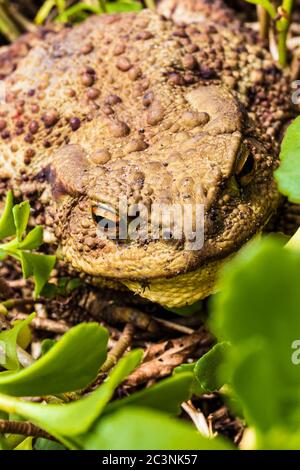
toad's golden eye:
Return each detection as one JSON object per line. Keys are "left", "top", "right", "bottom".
{"left": 235, "top": 145, "right": 255, "bottom": 186}
{"left": 92, "top": 203, "right": 119, "bottom": 236}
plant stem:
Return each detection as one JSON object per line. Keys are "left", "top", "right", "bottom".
{"left": 246, "top": 0, "right": 276, "bottom": 19}
{"left": 0, "top": 3, "right": 21, "bottom": 41}
{"left": 277, "top": 26, "right": 288, "bottom": 67}
{"left": 55, "top": 2, "right": 101, "bottom": 22}
{"left": 276, "top": 0, "right": 294, "bottom": 67}
{"left": 8, "top": 312, "right": 69, "bottom": 334}
{"left": 98, "top": 0, "right": 107, "bottom": 13}
{"left": 84, "top": 0, "right": 104, "bottom": 12}
{"left": 56, "top": 0, "right": 66, "bottom": 14}
{"left": 282, "top": 0, "right": 294, "bottom": 17}
{"left": 257, "top": 5, "right": 270, "bottom": 40}
{"left": 249, "top": 0, "right": 293, "bottom": 68}
{"left": 35, "top": 0, "right": 56, "bottom": 25}
{"left": 144, "top": 0, "right": 156, "bottom": 9}
{"left": 0, "top": 419, "right": 55, "bottom": 441}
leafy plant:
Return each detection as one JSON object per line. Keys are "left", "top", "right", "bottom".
{"left": 106, "top": 373, "right": 194, "bottom": 415}
{"left": 34, "top": 437, "right": 65, "bottom": 451}
{"left": 41, "top": 277, "right": 81, "bottom": 299}
{"left": 79, "top": 407, "right": 231, "bottom": 450}
{"left": 0, "top": 311, "right": 231, "bottom": 450}
{"left": 0, "top": 191, "right": 56, "bottom": 298}
{"left": 0, "top": 344, "right": 231, "bottom": 450}
{"left": 0, "top": 1, "right": 157, "bottom": 41}
{"left": 246, "top": 0, "right": 293, "bottom": 67}
{"left": 0, "top": 313, "right": 35, "bottom": 370}
{"left": 0, "top": 322, "right": 109, "bottom": 396}
{"left": 275, "top": 116, "right": 300, "bottom": 203}
{"left": 172, "top": 236, "right": 300, "bottom": 449}
{"left": 275, "top": 115, "right": 300, "bottom": 251}
{"left": 36, "top": 0, "right": 144, "bottom": 24}
{"left": 209, "top": 237, "right": 300, "bottom": 449}
{"left": 174, "top": 342, "right": 229, "bottom": 395}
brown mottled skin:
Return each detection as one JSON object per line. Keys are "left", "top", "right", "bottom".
{"left": 0, "top": 3, "right": 294, "bottom": 307}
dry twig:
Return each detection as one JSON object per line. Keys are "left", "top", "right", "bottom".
{"left": 0, "top": 278, "right": 13, "bottom": 299}
{"left": 8, "top": 313, "right": 69, "bottom": 334}
{"left": 84, "top": 322, "right": 135, "bottom": 392}
{"left": 182, "top": 401, "right": 211, "bottom": 438}
{"left": 86, "top": 294, "right": 160, "bottom": 333}
{"left": 257, "top": 5, "right": 270, "bottom": 41}
{"left": 152, "top": 316, "right": 194, "bottom": 335}
{"left": 126, "top": 328, "right": 213, "bottom": 387}
{"left": 144, "top": 326, "right": 212, "bottom": 361}
{"left": 101, "top": 323, "right": 135, "bottom": 373}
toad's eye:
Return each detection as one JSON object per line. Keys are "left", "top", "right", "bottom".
{"left": 235, "top": 146, "right": 255, "bottom": 186}
{"left": 92, "top": 203, "right": 119, "bottom": 236}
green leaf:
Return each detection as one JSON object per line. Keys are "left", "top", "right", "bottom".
{"left": 174, "top": 362, "right": 195, "bottom": 374}
{"left": 0, "top": 313, "right": 35, "bottom": 370}
{"left": 275, "top": 116, "right": 300, "bottom": 203}
{"left": 0, "top": 349, "right": 142, "bottom": 446}
{"left": 210, "top": 237, "right": 300, "bottom": 432}
{"left": 12, "top": 319, "right": 32, "bottom": 350}
{"left": 0, "top": 323, "right": 108, "bottom": 396}
{"left": 0, "top": 435, "right": 9, "bottom": 450}
{"left": 40, "top": 339, "right": 57, "bottom": 356}
{"left": 230, "top": 339, "right": 280, "bottom": 431}
{"left": 18, "top": 226, "right": 44, "bottom": 250}
{"left": 194, "top": 342, "right": 229, "bottom": 393}
{"left": 0, "top": 191, "right": 15, "bottom": 240}
{"left": 55, "top": 2, "right": 100, "bottom": 22}
{"left": 106, "top": 1, "right": 142, "bottom": 13}
{"left": 0, "top": 410, "right": 9, "bottom": 450}
{"left": 173, "top": 343, "right": 228, "bottom": 395}
{"left": 106, "top": 373, "right": 193, "bottom": 416}
{"left": 20, "top": 252, "right": 56, "bottom": 298}
{"left": 14, "top": 436, "right": 33, "bottom": 450}
{"left": 259, "top": 428, "right": 300, "bottom": 450}
{"left": 34, "top": 438, "right": 66, "bottom": 451}
{"left": 41, "top": 277, "right": 81, "bottom": 299}
{"left": 80, "top": 407, "right": 232, "bottom": 450}
{"left": 12, "top": 201, "right": 30, "bottom": 242}
{"left": 173, "top": 362, "right": 204, "bottom": 396}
